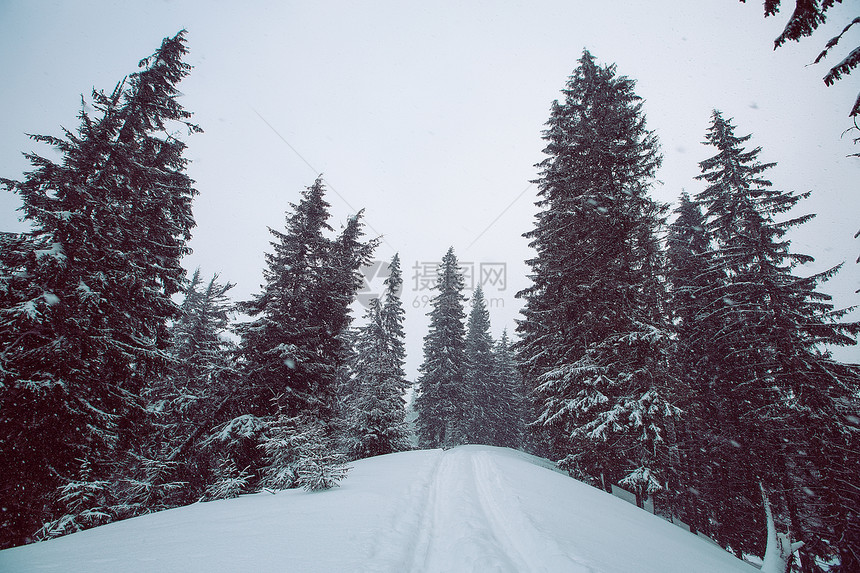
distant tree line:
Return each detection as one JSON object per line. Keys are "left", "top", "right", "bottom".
{"left": 412, "top": 248, "right": 528, "bottom": 450}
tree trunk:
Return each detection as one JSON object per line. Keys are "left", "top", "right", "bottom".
{"left": 760, "top": 483, "right": 804, "bottom": 573}
{"left": 600, "top": 472, "right": 612, "bottom": 494}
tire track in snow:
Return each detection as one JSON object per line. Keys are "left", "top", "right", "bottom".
{"left": 470, "top": 450, "right": 597, "bottom": 573}
{"left": 408, "top": 448, "right": 535, "bottom": 572}
{"left": 469, "top": 451, "right": 534, "bottom": 573}
{"left": 409, "top": 448, "right": 522, "bottom": 573}
{"left": 390, "top": 447, "right": 596, "bottom": 572}
{"left": 355, "top": 450, "right": 446, "bottom": 573}
{"left": 465, "top": 451, "right": 534, "bottom": 573}
{"left": 405, "top": 449, "right": 447, "bottom": 572}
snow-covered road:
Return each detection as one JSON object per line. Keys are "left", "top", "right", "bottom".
{"left": 406, "top": 448, "right": 587, "bottom": 572}
{"left": 0, "top": 446, "right": 757, "bottom": 572}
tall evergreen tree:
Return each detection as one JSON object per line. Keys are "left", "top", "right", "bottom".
{"left": 145, "top": 269, "right": 237, "bottom": 506}
{"left": 688, "top": 111, "right": 860, "bottom": 567}
{"left": 344, "top": 252, "right": 411, "bottom": 458}
{"left": 665, "top": 192, "right": 723, "bottom": 532}
{"left": 515, "top": 50, "right": 677, "bottom": 505}
{"left": 0, "top": 31, "right": 198, "bottom": 547}
{"left": 236, "top": 177, "right": 335, "bottom": 420}
{"left": 462, "top": 285, "right": 497, "bottom": 444}
{"left": 345, "top": 297, "right": 410, "bottom": 459}
{"left": 235, "top": 178, "right": 375, "bottom": 490}
{"left": 667, "top": 193, "right": 712, "bottom": 333}
{"left": 380, "top": 253, "right": 409, "bottom": 397}
{"left": 492, "top": 329, "right": 527, "bottom": 450}
{"left": 325, "top": 211, "right": 379, "bottom": 395}
{"left": 414, "top": 247, "right": 467, "bottom": 449}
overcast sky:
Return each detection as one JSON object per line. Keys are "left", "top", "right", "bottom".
{"left": 1, "top": 1, "right": 858, "bottom": 377}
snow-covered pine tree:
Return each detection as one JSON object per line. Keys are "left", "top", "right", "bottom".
{"left": 665, "top": 192, "right": 723, "bottom": 532}
{"left": 237, "top": 177, "right": 334, "bottom": 419}
{"left": 691, "top": 110, "right": 860, "bottom": 567}
{"left": 0, "top": 30, "right": 199, "bottom": 547}
{"left": 666, "top": 193, "right": 714, "bottom": 338}
{"left": 201, "top": 414, "right": 267, "bottom": 499}
{"left": 343, "top": 252, "right": 410, "bottom": 459}
{"left": 236, "top": 178, "right": 375, "bottom": 489}
{"left": 462, "top": 285, "right": 497, "bottom": 445}
{"left": 491, "top": 329, "right": 527, "bottom": 450}
{"left": 324, "top": 210, "right": 379, "bottom": 410}
{"left": 344, "top": 297, "right": 410, "bottom": 459}
{"left": 203, "top": 456, "right": 252, "bottom": 501}
{"left": 145, "top": 269, "right": 237, "bottom": 505}
{"left": 380, "top": 253, "right": 409, "bottom": 400}
{"left": 414, "top": 247, "right": 468, "bottom": 449}
{"left": 33, "top": 459, "right": 113, "bottom": 540}
{"left": 259, "top": 413, "right": 350, "bottom": 492}
{"left": 167, "top": 270, "right": 236, "bottom": 389}
{"left": 688, "top": 110, "right": 800, "bottom": 557}
{"left": 515, "top": 50, "right": 677, "bottom": 505}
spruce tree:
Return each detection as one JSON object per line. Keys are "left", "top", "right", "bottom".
{"left": 380, "top": 253, "right": 409, "bottom": 398}
{"left": 414, "top": 247, "right": 467, "bottom": 449}
{"left": 235, "top": 177, "right": 375, "bottom": 489}
{"left": 343, "top": 252, "right": 411, "bottom": 459}
{"left": 665, "top": 192, "right": 723, "bottom": 532}
{"left": 666, "top": 193, "right": 713, "bottom": 334}
{"left": 689, "top": 111, "right": 860, "bottom": 566}
{"left": 345, "top": 297, "right": 410, "bottom": 459}
{"left": 515, "top": 50, "right": 677, "bottom": 505}
{"left": 145, "top": 269, "right": 237, "bottom": 506}
{"left": 236, "top": 177, "right": 336, "bottom": 420}
{"left": 325, "top": 211, "right": 379, "bottom": 394}
{"left": 462, "top": 285, "right": 497, "bottom": 444}
{"left": 0, "top": 31, "right": 198, "bottom": 547}
{"left": 492, "top": 329, "right": 527, "bottom": 450}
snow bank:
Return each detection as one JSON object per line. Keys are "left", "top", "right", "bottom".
{"left": 0, "top": 445, "right": 756, "bottom": 572}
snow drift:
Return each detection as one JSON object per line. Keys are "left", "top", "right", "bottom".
{"left": 0, "top": 446, "right": 756, "bottom": 572}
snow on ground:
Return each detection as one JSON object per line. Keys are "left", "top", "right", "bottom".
{"left": 0, "top": 446, "right": 756, "bottom": 572}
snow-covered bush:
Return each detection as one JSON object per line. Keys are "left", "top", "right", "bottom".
{"left": 35, "top": 459, "right": 114, "bottom": 540}
{"left": 260, "top": 415, "right": 350, "bottom": 492}
{"left": 204, "top": 459, "right": 253, "bottom": 501}
{"left": 296, "top": 457, "right": 351, "bottom": 491}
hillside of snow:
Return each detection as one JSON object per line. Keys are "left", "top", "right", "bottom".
{"left": 0, "top": 446, "right": 756, "bottom": 572}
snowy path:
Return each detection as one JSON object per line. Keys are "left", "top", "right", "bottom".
{"left": 406, "top": 448, "right": 588, "bottom": 572}
{"left": 0, "top": 446, "right": 757, "bottom": 573}
{"left": 410, "top": 448, "right": 535, "bottom": 572}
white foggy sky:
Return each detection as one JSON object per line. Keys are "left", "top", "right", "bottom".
{"left": 1, "top": 1, "right": 858, "bottom": 378}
